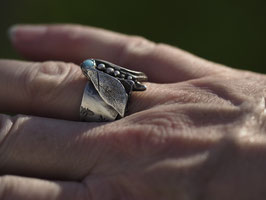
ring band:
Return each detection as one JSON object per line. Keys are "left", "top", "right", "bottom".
{"left": 80, "top": 59, "right": 147, "bottom": 122}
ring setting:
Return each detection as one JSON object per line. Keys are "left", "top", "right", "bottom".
{"left": 80, "top": 59, "right": 148, "bottom": 122}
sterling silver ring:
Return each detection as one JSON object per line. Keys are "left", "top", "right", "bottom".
{"left": 80, "top": 59, "right": 148, "bottom": 122}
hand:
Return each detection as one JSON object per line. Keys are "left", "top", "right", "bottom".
{"left": 1, "top": 24, "right": 266, "bottom": 200}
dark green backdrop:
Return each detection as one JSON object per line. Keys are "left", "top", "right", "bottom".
{"left": 1, "top": 0, "right": 266, "bottom": 73}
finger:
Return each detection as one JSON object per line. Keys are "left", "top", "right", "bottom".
{"left": 0, "top": 102, "right": 220, "bottom": 181}
{"left": 9, "top": 24, "right": 227, "bottom": 83}
{"left": 0, "top": 114, "right": 101, "bottom": 180}
{"left": 0, "top": 59, "right": 161, "bottom": 120}
{"left": 0, "top": 175, "right": 87, "bottom": 200}
{"left": 0, "top": 113, "right": 155, "bottom": 181}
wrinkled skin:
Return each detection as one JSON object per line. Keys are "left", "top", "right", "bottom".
{"left": 0, "top": 24, "right": 266, "bottom": 200}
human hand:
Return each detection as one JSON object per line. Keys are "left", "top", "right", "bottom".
{"left": 1, "top": 24, "right": 266, "bottom": 200}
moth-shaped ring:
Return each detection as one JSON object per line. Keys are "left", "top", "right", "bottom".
{"left": 80, "top": 59, "right": 148, "bottom": 122}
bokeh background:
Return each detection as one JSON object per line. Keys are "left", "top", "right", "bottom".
{"left": 0, "top": 0, "right": 266, "bottom": 73}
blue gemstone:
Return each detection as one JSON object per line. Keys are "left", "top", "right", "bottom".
{"left": 83, "top": 59, "right": 95, "bottom": 67}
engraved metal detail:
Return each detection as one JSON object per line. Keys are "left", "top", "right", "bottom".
{"left": 80, "top": 59, "right": 148, "bottom": 122}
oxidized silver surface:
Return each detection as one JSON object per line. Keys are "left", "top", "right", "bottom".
{"left": 80, "top": 59, "right": 147, "bottom": 122}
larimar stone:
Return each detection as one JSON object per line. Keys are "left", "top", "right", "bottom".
{"left": 82, "top": 59, "right": 95, "bottom": 69}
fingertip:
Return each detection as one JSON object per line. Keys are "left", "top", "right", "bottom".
{"left": 8, "top": 24, "right": 48, "bottom": 43}
{"left": 7, "top": 24, "right": 50, "bottom": 61}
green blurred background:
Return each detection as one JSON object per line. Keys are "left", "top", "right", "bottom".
{"left": 0, "top": 0, "right": 266, "bottom": 73}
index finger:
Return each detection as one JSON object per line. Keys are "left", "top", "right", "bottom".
{"left": 10, "top": 24, "right": 227, "bottom": 83}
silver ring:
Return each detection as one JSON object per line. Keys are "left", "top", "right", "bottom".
{"left": 80, "top": 59, "right": 148, "bottom": 122}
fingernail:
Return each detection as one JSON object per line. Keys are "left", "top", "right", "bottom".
{"left": 7, "top": 25, "right": 47, "bottom": 42}
{"left": 7, "top": 25, "right": 18, "bottom": 42}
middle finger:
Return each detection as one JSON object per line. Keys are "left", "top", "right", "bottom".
{"left": 0, "top": 59, "right": 161, "bottom": 120}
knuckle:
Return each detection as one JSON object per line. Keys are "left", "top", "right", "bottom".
{"left": 0, "top": 114, "right": 13, "bottom": 147}
{"left": 23, "top": 61, "right": 79, "bottom": 106}
{"left": 25, "top": 61, "right": 68, "bottom": 97}
{"left": 111, "top": 111, "right": 180, "bottom": 153}
{"left": 118, "top": 35, "right": 156, "bottom": 65}
{"left": 136, "top": 110, "right": 182, "bottom": 139}
{"left": 0, "top": 115, "right": 26, "bottom": 167}
{"left": 127, "top": 35, "right": 153, "bottom": 48}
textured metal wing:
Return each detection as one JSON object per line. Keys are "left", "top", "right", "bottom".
{"left": 86, "top": 67, "right": 128, "bottom": 117}
{"left": 80, "top": 81, "right": 118, "bottom": 121}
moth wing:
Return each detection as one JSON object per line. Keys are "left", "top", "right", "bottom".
{"left": 87, "top": 69, "right": 128, "bottom": 117}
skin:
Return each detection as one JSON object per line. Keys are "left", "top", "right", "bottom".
{"left": 0, "top": 24, "right": 266, "bottom": 200}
